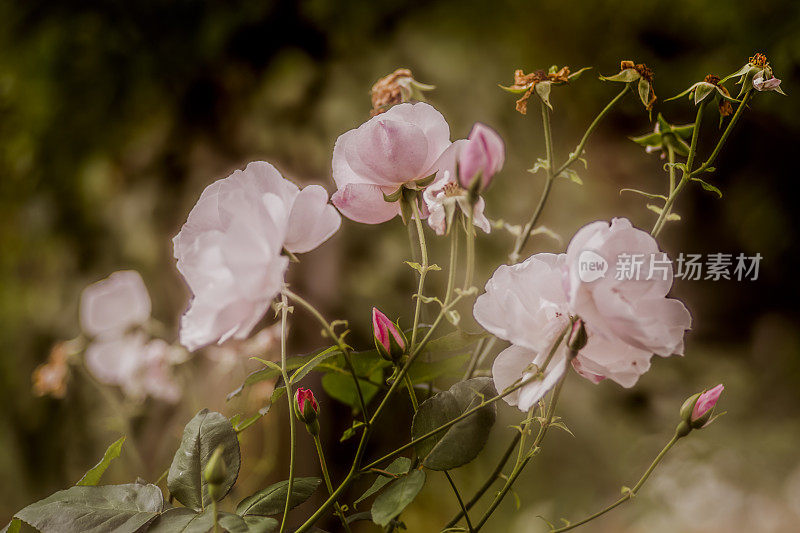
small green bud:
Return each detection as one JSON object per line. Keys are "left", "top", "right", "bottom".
{"left": 204, "top": 445, "right": 227, "bottom": 487}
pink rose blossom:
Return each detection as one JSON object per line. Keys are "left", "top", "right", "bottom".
{"left": 474, "top": 219, "right": 691, "bottom": 411}
{"left": 295, "top": 387, "right": 319, "bottom": 417}
{"left": 331, "top": 102, "right": 452, "bottom": 224}
{"left": 423, "top": 140, "right": 492, "bottom": 236}
{"left": 458, "top": 123, "right": 505, "bottom": 189}
{"left": 80, "top": 270, "right": 151, "bottom": 338}
{"left": 692, "top": 384, "right": 724, "bottom": 422}
{"left": 174, "top": 162, "right": 340, "bottom": 351}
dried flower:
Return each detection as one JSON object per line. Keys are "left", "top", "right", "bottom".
{"left": 370, "top": 68, "right": 435, "bottom": 115}
{"left": 501, "top": 65, "right": 589, "bottom": 114}
{"left": 601, "top": 60, "right": 656, "bottom": 112}
{"left": 32, "top": 342, "right": 71, "bottom": 398}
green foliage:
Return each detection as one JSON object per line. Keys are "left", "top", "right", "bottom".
{"left": 321, "top": 373, "right": 380, "bottom": 411}
{"left": 76, "top": 436, "right": 125, "bottom": 486}
{"left": 235, "top": 478, "right": 321, "bottom": 517}
{"left": 14, "top": 483, "right": 163, "bottom": 533}
{"left": 370, "top": 470, "right": 426, "bottom": 527}
{"left": 354, "top": 458, "right": 412, "bottom": 506}
{"left": 411, "top": 378, "right": 497, "bottom": 470}
{"left": 167, "top": 410, "right": 241, "bottom": 511}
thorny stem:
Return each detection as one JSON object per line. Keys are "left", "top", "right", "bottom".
{"left": 549, "top": 432, "right": 683, "bottom": 532}
{"left": 411, "top": 198, "right": 429, "bottom": 349}
{"left": 282, "top": 288, "right": 369, "bottom": 421}
{"left": 313, "top": 435, "right": 353, "bottom": 533}
{"left": 511, "top": 85, "right": 629, "bottom": 263}
{"left": 279, "top": 294, "right": 295, "bottom": 533}
{"left": 474, "top": 367, "right": 571, "bottom": 531}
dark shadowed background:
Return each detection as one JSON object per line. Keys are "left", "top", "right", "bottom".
{"left": 1, "top": 0, "right": 799, "bottom": 531}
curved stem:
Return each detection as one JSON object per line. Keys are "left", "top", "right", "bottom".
{"left": 444, "top": 431, "right": 521, "bottom": 529}
{"left": 279, "top": 294, "right": 295, "bottom": 533}
{"left": 445, "top": 471, "right": 474, "bottom": 532}
{"left": 691, "top": 89, "right": 753, "bottom": 177}
{"left": 474, "top": 370, "right": 570, "bottom": 531}
{"left": 403, "top": 373, "right": 419, "bottom": 412}
{"left": 411, "top": 199, "right": 429, "bottom": 349}
{"left": 550, "top": 432, "right": 682, "bottom": 532}
{"left": 313, "top": 435, "right": 353, "bottom": 533}
{"left": 511, "top": 85, "right": 629, "bottom": 263}
{"left": 282, "top": 288, "right": 369, "bottom": 420}
{"left": 651, "top": 99, "right": 708, "bottom": 237}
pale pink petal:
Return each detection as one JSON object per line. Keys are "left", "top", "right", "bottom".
{"left": 492, "top": 345, "right": 536, "bottom": 408}
{"left": 80, "top": 271, "right": 151, "bottom": 337}
{"left": 331, "top": 183, "right": 400, "bottom": 224}
{"left": 85, "top": 333, "right": 148, "bottom": 385}
{"left": 346, "top": 118, "right": 430, "bottom": 186}
{"left": 284, "top": 185, "right": 341, "bottom": 253}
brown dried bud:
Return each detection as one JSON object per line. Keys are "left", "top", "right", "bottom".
{"left": 32, "top": 342, "right": 70, "bottom": 398}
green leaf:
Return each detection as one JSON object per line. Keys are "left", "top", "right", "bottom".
{"left": 15, "top": 483, "right": 162, "bottom": 533}
{"left": 694, "top": 82, "right": 715, "bottom": 104}
{"left": 168, "top": 409, "right": 241, "bottom": 511}
{"left": 76, "top": 436, "right": 125, "bottom": 486}
{"left": 410, "top": 378, "right": 497, "bottom": 471}
{"left": 600, "top": 69, "right": 640, "bottom": 83}
{"left": 620, "top": 189, "right": 668, "bottom": 201}
{"left": 567, "top": 67, "right": 592, "bottom": 81}
{"left": 665, "top": 82, "right": 701, "bottom": 102}
{"left": 629, "top": 131, "right": 662, "bottom": 147}
{"left": 720, "top": 63, "right": 753, "bottom": 84}
{"left": 243, "top": 516, "right": 279, "bottom": 533}
{"left": 290, "top": 346, "right": 341, "bottom": 384}
{"left": 645, "top": 205, "right": 681, "bottom": 221}
{"left": 228, "top": 347, "right": 337, "bottom": 400}
{"left": 354, "top": 458, "right": 412, "bottom": 506}
{"left": 322, "top": 373, "right": 380, "bottom": 411}
{"left": 405, "top": 261, "right": 441, "bottom": 274}
{"left": 407, "top": 353, "right": 470, "bottom": 384}
{"left": 558, "top": 169, "right": 583, "bottom": 185}
{"left": 527, "top": 158, "right": 550, "bottom": 175}
{"left": 0, "top": 520, "right": 20, "bottom": 533}
{"left": 236, "top": 478, "right": 321, "bottom": 517}
{"left": 498, "top": 83, "right": 529, "bottom": 95}
{"left": 147, "top": 508, "right": 255, "bottom": 533}
{"left": 419, "top": 331, "right": 486, "bottom": 358}
{"left": 691, "top": 178, "right": 723, "bottom": 198}
{"left": 637, "top": 78, "right": 651, "bottom": 108}
{"left": 535, "top": 81, "right": 553, "bottom": 110}
{"left": 370, "top": 470, "right": 426, "bottom": 527}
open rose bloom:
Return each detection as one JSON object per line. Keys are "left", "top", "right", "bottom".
{"left": 475, "top": 218, "right": 691, "bottom": 411}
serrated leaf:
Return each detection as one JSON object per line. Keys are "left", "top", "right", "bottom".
{"left": 290, "top": 346, "right": 341, "bottom": 384}
{"left": 354, "top": 458, "right": 411, "bottom": 506}
{"left": 370, "top": 470, "right": 426, "bottom": 527}
{"left": 692, "top": 178, "right": 722, "bottom": 198}
{"left": 15, "top": 483, "right": 163, "bottom": 533}
{"left": 168, "top": 410, "right": 241, "bottom": 511}
{"left": 76, "top": 436, "right": 125, "bottom": 486}
{"left": 600, "top": 69, "right": 640, "bottom": 83}
{"left": 410, "top": 378, "right": 497, "bottom": 470}
{"left": 620, "top": 189, "right": 668, "bottom": 201}
{"left": 236, "top": 478, "right": 321, "bottom": 517}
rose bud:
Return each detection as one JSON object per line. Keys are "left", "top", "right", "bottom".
{"left": 566, "top": 318, "right": 588, "bottom": 353}
{"left": 458, "top": 123, "right": 505, "bottom": 193}
{"left": 372, "top": 308, "right": 407, "bottom": 362}
{"left": 204, "top": 445, "right": 228, "bottom": 499}
{"left": 678, "top": 384, "right": 724, "bottom": 435}
{"left": 294, "top": 387, "right": 320, "bottom": 435}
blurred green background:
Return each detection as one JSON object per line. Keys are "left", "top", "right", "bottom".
{"left": 2, "top": 0, "right": 800, "bottom": 531}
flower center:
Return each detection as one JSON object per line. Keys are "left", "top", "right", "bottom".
{"left": 749, "top": 53, "right": 768, "bottom": 68}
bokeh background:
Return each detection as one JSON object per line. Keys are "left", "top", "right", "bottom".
{"left": 2, "top": 0, "right": 800, "bottom": 531}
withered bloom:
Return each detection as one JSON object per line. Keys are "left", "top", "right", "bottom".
{"left": 602, "top": 60, "right": 656, "bottom": 112}
{"left": 705, "top": 75, "right": 733, "bottom": 117}
{"left": 504, "top": 65, "right": 586, "bottom": 114}
{"left": 32, "top": 342, "right": 71, "bottom": 398}
{"left": 370, "top": 68, "right": 435, "bottom": 115}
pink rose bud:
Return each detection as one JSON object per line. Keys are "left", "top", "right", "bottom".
{"left": 691, "top": 384, "right": 724, "bottom": 424}
{"left": 294, "top": 387, "right": 320, "bottom": 434}
{"left": 372, "top": 307, "right": 407, "bottom": 362}
{"left": 566, "top": 318, "right": 588, "bottom": 353}
{"left": 458, "top": 123, "right": 505, "bottom": 191}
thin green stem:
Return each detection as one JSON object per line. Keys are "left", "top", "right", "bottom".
{"left": 445, "top": 225, "right": 459, "bottom": 305}
{"left": 411, "top": 199, "right": 429, "bottom": 349}
{"left": 550, "top": 432, "right": 682, "bottom": 532}
{"left": 313, "top": 435, "right": 353, "bottom": 533}
{"left": 651, "top": 99, "right": 707, "bottom": 237}
{"left": 691, "top": 89, "right": 753, "bottom": 177}
{"left": 443, "top": 432, "right": 521, "bottom": 529}
{"left": 667, "top": 144, "right": 676, "bottom": 194}
{"left": 282, "top": 288, "right": 369, "bottom": 420}
{"left": 511, "top": 85, "right": 629, "bottom": 263}
{"left": 279, "top": 294, "right": 295, "bottom": 533}
{"left": 464, "top": 205, "right": 476, "bottom": 290}
{"left": 403, "top": 373, "right": 419, "bottom": 412}
{"left": 474, "top": 369, "right": 570, "bottom": 531}
{"left": 211, "top": 498, "right": 219, "bottom": 533}
{"left": 445, "top": 471, "right": 474, "bottom": 532}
